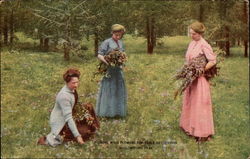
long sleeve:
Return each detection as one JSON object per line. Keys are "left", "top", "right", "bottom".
{"left": 98, "top": 40, "right": 109, "bottom": 55}
{"left": 202, "top": 43, "right": 216, "bottom": 63}
{"left": 58, "top": 94, "right": 80, "bottom": 137}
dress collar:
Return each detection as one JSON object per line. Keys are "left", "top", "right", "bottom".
{"left": 63, "top": 85, "right": 74, "bottom": 94}
{"left": 111, "top": 38, "right": 120, "bottom": 49}
{"left": 193, "top": 37, "right": 203, "bottom": 43}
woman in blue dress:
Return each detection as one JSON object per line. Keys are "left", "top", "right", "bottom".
{"left": 96, "top": 24, "right": 127, "bottom": 117}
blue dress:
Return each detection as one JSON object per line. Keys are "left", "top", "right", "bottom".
{"left": 96, "top": 38, "right": 127, "bottom": 117}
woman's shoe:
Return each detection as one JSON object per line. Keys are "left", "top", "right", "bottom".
{"left": 37, "top": 136, "right": 47, "bottom": 145}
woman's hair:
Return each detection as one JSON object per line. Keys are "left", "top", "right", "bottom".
{"left": 63, "top": 68, "right": 81, "bottom": 83}
{"left": 190, "top": 21, "right": 206, "bottom": 34}
{"left": 111, "top": 24, "right": 126, "bottom": 34}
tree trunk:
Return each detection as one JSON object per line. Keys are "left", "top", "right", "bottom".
{"left": 244, "top": 40, "right": 248, "bottom": 57}
{"left": 9, "top": 9, "right": 14, "bottom": 44}
{"left": 146, "top": 17, "right": 150, "bottom": 53}
{"left": 199, "top": 3, "right": 204, "bottom": 22}
{"left": 64, "top": 18, "right": 70, "bottom": 60}
{"left": 218, "top": 41, "right": 224, "bottom": 50}
{"left": 219, "top": 1, "right": 230, "bottom": 56}
{"left": 94, "top": 32, "right": 99, "bottom": 57}
{"left": 225, "top": 41, "right": 230, "bottom": 56}
{"left": 44, "top": 38, "right": 49, "bottom": 51}
{"left": 0, "top": 28, "right": 2, "bottom": 49}
{"left": 225, "top": 26, "right": 230, "bottom": 56}
{"left": 3, "top": 15, "right": 8, "bottom": 45}
{"left": 0, "top": 9, "right": 2, "bottom": 49}
{"left": 146, "top": 17, "right": 154, "bottom": 54}
{"left": 243, "top": 0, "right": 248, "bottom": 57}
{"left": 152, "top": 18, "right": 156, "bottom": 48}
{"left": 64, "top": 43, "right": 70, "bottom": 61}
{"left": 40, "top": 37, "right": 44, "bottom": 50}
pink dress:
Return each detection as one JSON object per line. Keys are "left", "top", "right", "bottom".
{"left": 180, "top": 37, "right": 216, "bottom": 138}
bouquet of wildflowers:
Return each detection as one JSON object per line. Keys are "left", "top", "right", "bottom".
{"left": 174, "top": 49, "right": 225, "bottom": 99}
{"left": 61, "top": 102, "right": 99, "bottom": 142}
{"left": 73, "top": 102, "right": 94, "bottom": 125}
{"left": 94, "top": 49, "right": 127, "bottom": 78}
{"left": 104, "top": 49, "right": 127, "bottom": 66}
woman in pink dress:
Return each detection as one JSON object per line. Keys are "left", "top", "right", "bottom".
{"left": 180, "top": 21, "right": 217, "bottom": 142}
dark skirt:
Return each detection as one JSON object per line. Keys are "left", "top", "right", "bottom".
{"left": 59, "top": 103, "right": 100, "bottom": 142}
{"left": 96, "top": 66, "right": 127, "bottom": 117}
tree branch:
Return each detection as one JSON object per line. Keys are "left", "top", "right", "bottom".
{"left": 32, "top": 12, "right": 64, "bottom": 27}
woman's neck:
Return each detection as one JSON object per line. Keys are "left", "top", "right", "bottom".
{"left": 112, "top": 37, "right": 119, "bottom": 42}
{"left": 194, "top": 37, "right": 202, "bottom": 42}
{"left": 66, "top": 85, "right": 75, "bottom": 92}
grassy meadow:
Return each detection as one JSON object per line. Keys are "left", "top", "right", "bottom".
{"left": 1, "top": 33, "right": 249, "bottom": 159}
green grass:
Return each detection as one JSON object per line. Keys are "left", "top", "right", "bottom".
{"left": 1, "top": 35, "right": 249, "bottom": 158}
{"left": 14, "top": 32, "right": 39, "bottom": 44}
{"left": 122, "top": 34, "right": 190, "bottom": 54}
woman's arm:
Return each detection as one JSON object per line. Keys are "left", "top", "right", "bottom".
{"left": 97, "top": 54, "right": 109, "bottom": 65}
{"left": 205, "top": 61, "right": 216, "bottom": 71}
{"left": 202, "top": 43, "right": 216, "bottom": 71}
{"left": 97, "top": 39, "right": 109, "bottom": 65}
{"left": 58, "top": 94, "right": 84, "bottom": 144}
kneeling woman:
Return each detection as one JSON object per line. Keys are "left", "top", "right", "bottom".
{"left": 38, "top": 68, "right": 98, "bottom": 146}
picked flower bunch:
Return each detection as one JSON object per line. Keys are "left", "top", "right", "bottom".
{"left": 94, "top": 48, "right": 127, "bottom": 78}
{"left": 174, "top": 49, "right": 225, "bottom": 99}
{"left": 61, "top": 102, "right": 99, "bottom": 142}
{"left": 73, "top": 102, "right": 95, "bottom": 125}
{"left": 104, "top": 49, "right": 127, "bottom": 66}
